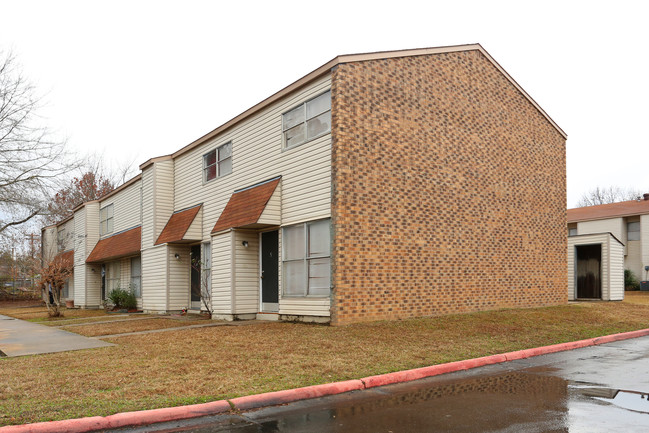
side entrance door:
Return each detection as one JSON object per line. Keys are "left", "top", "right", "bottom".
{"left": 190, "top": 245, "right": 202, "bottom": 309}
{"left": 576, "top": 244, "right": 602, "bottom": 299}
{"left": 261, "top": 230, "right": 279, "bottom": 312}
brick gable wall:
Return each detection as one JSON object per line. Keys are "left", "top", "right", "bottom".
{"left": 330, "top": 50, "right": 567, "bottom": 325}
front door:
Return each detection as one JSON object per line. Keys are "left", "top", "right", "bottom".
{"left": 190, "top": 245, "right": 202, "bottom": 309}
{"left": 576, "top": 244, "right": 602, "bottom": 299}
{"left": 261, "top": 230, "right": 279, "bottom": 312}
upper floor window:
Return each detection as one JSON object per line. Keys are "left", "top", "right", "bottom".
{"left": 57, "top": 228, "right": 66, "bottom": 251}
{"left": 568, "top": 228, "right": 577, "bottom": 237}
{"left": 627, "top": 221, "right": 640, "bottom": 241}
{"left": 203, "top": 142, "right": 232, "bottom": 182}
{"left": 282, "top": 91, "right": 331, "bottom": 148}
{"left": 100, "top": 204, "right": 114, "bottom": 236}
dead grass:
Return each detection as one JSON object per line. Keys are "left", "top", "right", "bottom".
{"left": 0, "top": 306, "right": 110, "bottom": 321}
{"left": 623, "top": 291, "right": 649, "bottom": 305}
{"left": 2, "top": 299, "right": 649, "bottom": 425}
{"left": 61, "top": 318, "right": 209, "bottom": 336}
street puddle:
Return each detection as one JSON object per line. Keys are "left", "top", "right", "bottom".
{"left": 574, "top": 386, "right": 649, "bottom": 414}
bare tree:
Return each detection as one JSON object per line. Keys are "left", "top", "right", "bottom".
{"left": 39, "top": 253, "right": 73, "bottom": 317}
{"left": 577, "top": 186, "right": 643, "bottom": 207}
{"left": 191, "top": 257, "right": 213, "bottom": 318}
{"left": 0, "top": 50, "right": 76, "bottom": 235}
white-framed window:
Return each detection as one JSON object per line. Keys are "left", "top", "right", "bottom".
{"left": 106, "top": 261, "right": 121, "bottom": 295}
{"left": 202, "top": 242, "right": 211, "bottom": 298}
{"left": 628, "top": 221, "right": 640, "bottom": 241}
{"left": 100, "top": 204, "right": 114, "bottom": 236}
{"left": 282, "top": 219, "right": 331, "bottom": 297}
{"left": 130, "top": 256, "right": 141, "bottom": 297}
{"left": 568, "top": 228, "right": 578, "bottom": 237}
{"left": 282, "top": 91, "right": 331, "bottom": 149}
{"left": 57, "top": 228, "right": 66, "bottom": 251}
{"left": 203, "top": 142, "right": 232, "bottom": 182}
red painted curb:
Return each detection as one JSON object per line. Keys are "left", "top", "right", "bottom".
{"left": 229, "top": 379, "right": 365, "bottom": 411}
{"left": 0, "top": 400, "right": 231, "bottom": 433}
{"left": 2, "top": 328, "right": 648, "bottom": 433}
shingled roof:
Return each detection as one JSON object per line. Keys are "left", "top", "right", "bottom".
{"left": 212, "top": 177, "right": 280, "bottom": 233}
{"left": 86, "top": 226, "right": 141, "bottom": 263}
{"left": 155, "top": 205, "right": 202, "bottom": 245}
{"left": 567, "top": 198, "right": 649, "bottom": 223}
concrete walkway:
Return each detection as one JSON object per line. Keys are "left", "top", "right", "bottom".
{"left": 0, "top": 314, "right": 113, "bottom": 357}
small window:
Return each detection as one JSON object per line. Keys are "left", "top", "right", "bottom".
{"left": 106, "top": 261, "right": 121, "bottom": 297}
{"left": 282, "top": 91, "right": 331, "bottom": 148}
{"left": 130, "top": 256, "right": 141, "bottom": 298}
{"left": 100, "top": 204, "right": 114, "bottom": 236}
{"left": 57, "top": 228, "right": 66, "bottom": 251}
{"left": 568, "top": 228, "right": 578, "bottom": 237}
{"left": 203, "top": 142, "right": 232, "bottom": 182}
{"left": 282, "top": 219, "right": 331, "bottom": 297}
{"left": 628, "top": 222, "right": 640, "bottom": 241}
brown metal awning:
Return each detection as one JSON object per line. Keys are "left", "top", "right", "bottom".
{"left": 86, "top": 226, "right": 141, "bottom": 263}
{"left": 155, "top": 204, "right": 202, "bottom": 245}
{"left": 211, "top": 177, "right": 281, "bottom": 233}
{"left": 53, "top": 250, "right": 74, "bottom": 268}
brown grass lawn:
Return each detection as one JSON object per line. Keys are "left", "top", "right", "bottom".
{"left": 2, "top": 294, "right": 649, "bottom": 425}
{"left": 60, "top": 318, "right": 209, "bottom": 337}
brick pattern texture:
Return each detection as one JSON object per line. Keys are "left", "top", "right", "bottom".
{"left": 330, "top": 50, "right": 567, "bottom": 325}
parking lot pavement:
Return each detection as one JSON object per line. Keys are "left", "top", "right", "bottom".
{"left": 0, "top": 314, "right": 113, "bottom": 357}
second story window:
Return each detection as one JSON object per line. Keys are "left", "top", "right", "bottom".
{"left": 100, "top": 204, "right": 114, "bottom": 236}
{"left": 627, "top": 221, "right": 640, "bottom": 241}
{"left": 57, "top": 229, "right": 66, "bottom": 251}
{"left": 282, "top": 91, "right": 331, "bottom": 148}
{"left": 203, "top": 142, "right": 232, "bottom": 182}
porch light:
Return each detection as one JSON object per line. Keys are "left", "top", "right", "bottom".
{"left": 242, "top": 241, "right": 249, "bottom": 248}
{"left": 174, "top": 253, "right": 180, "bottom": 260}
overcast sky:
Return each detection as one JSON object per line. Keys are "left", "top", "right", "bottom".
{"left": 1, "top": 0, "right": 647, "bottom": 208}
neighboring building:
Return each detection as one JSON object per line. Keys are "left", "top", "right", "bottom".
{"left": 567, "top": 194, "right": 649, "bottom": 299}
{"left": 41, "top": 44, "right": 567, "bottom": 325}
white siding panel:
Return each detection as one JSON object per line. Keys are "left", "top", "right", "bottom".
{"left": 279, "top": 297, "right": 331, "bottom": 317}
{"left": 154, "top": 160, "right": 175, "bottom": 242}
{"left": 609, "top": 238, "right": 625, "bottom": 300}
{"left": 42, "top": 227, "right": 57, "bottom": 263}
{"left": 626, "top": 240, "right": 642, "bottom": 280}
{"left": 173, "top": 75, "right": 332, "bottom": 242}
{"left": 142, "top": 167, "right": 156, "bottom": 248}
{"left": 99, "top": 179, "right": 142, "bottom": 237}
{"left": 168, "top": 245, "right": 190, "bottom": 311}
{"left": 258, "top": 187, "right": 281, "bottom": 226}
{"left": 233, "top": 231, "right": 259, "bottom": 314}
{"left": 641, "top": 215, "right": 649, "bottom": 281}
{"left": 577, "top": 219, "right": 624, "bottom": 244}
{"left": 184, "top": 209, "right": 202, "bottom": 240}
{"left": 85, "top": 264, "right": 102, "bottom": 306}
{"left": 73, "top": 208, "right": 87, "bottom": 307}
{"left": 142, "top": 245, "right": 168, "bottom": 311}
{"left": 211, "top": 232, "right": 232, "bottom": 314}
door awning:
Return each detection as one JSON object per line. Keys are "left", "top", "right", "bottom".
{"left": 86, "top": 226, "right": 141, "bottom": 263}
{"left": 155, "top": 204, "right": 202, "bottom": 245}
{"left": 53, "top": 250, "right": 74, "bottom": 268}
{"left": 211, "top": 177, "right": 281, "bottom": 234}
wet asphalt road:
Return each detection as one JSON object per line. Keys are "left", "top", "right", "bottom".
{"left": 112, "top": 336, "right": 649, "bottom": 432}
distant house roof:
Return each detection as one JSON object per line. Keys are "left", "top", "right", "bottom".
{"left": 155, "top": 204, "right": 202, "bottom": 245}
{"left": 211, "top": 177, "right": 281, "bottom": 233}
{"left": 567, "top": 199, "right": 649, "bottom": 223}
{"left": 86, "top": 226, "right": 141, "bottom": 263}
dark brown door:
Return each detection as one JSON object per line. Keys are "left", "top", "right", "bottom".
{"left": 576, "top": 244, "right": 601, "bottom": 299}
{"left": 261, "top": 231, "right": 279, "bottom": 308}
{"left": 190, "top": 245, "right": 201, "bottom": 308}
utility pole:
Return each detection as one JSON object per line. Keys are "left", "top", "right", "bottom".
{"left": 24, "top": 233, "right": 40, "bottom": 290}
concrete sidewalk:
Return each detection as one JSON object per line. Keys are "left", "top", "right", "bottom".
{"left": 0, "top": 314, "right": 113, "bottom": 357}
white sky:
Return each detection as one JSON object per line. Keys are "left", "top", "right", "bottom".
{"left": 1, "top": 0, "right": 647, "bottom": 208}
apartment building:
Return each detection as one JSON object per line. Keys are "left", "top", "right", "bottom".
{"left": 42, "top": 44, "right": 567, "bottom": 325}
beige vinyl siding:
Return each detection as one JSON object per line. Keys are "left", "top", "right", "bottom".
{"left": 577, "top": 218, "right": 624, "bottom": 245}
{"left": 85, "top": 264, "right": 102, "bottom": 306}
{"left": 184, "top": 209, "right": 202, "bottom": 240}
{"left": 233, "top": 231, "right": 259, "bottom": 314}
{"left": 154, "top": 160, "right": 175, "bottom": 242}
{"left": 99, "top": 179, "right": 142, "bottom": 237}
{"left": 168, "top": 245, "right": 190, "bottom": 311}
{"left": 120, "top": 257, "right": 131, "bottom": 290}
{"left": 65, "top": 277, "right": 74, "bottom": 301}
{"left": 257, "top": 186, "right": 281, "bottom": 226}
{"left": 211, "top": 231, "right": 232, "bottom": 315}
{"left": 173, "top": 74, "right": 332, "bottom": 242}
{"left": 609, "top": 238, "right": 624, "bottom": 300}
{"left": 42, "top": 227, "right": 57, "bottom": 263}
{"left": 642, "top": 215, "right": 649, "bottom": 281}
{"left": 141, "top": 167, "right": 156, "bottom": 248}
{"left": 59, "top": 219, "right": 75, "bottom": 252}
{"left": 84, "top": 203, "right": 101, "bottom": 306}
{"left": 279, "top": 297, "right": 330, "bottom": 317}
{"left": 73, "top": 208, "right": 87, "bottom": 306}
{"left": 142, "top": 245, "right": 168, "bottom": 311}
{"left": 626, "top": 240, "right": 642, "bottom": 280}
